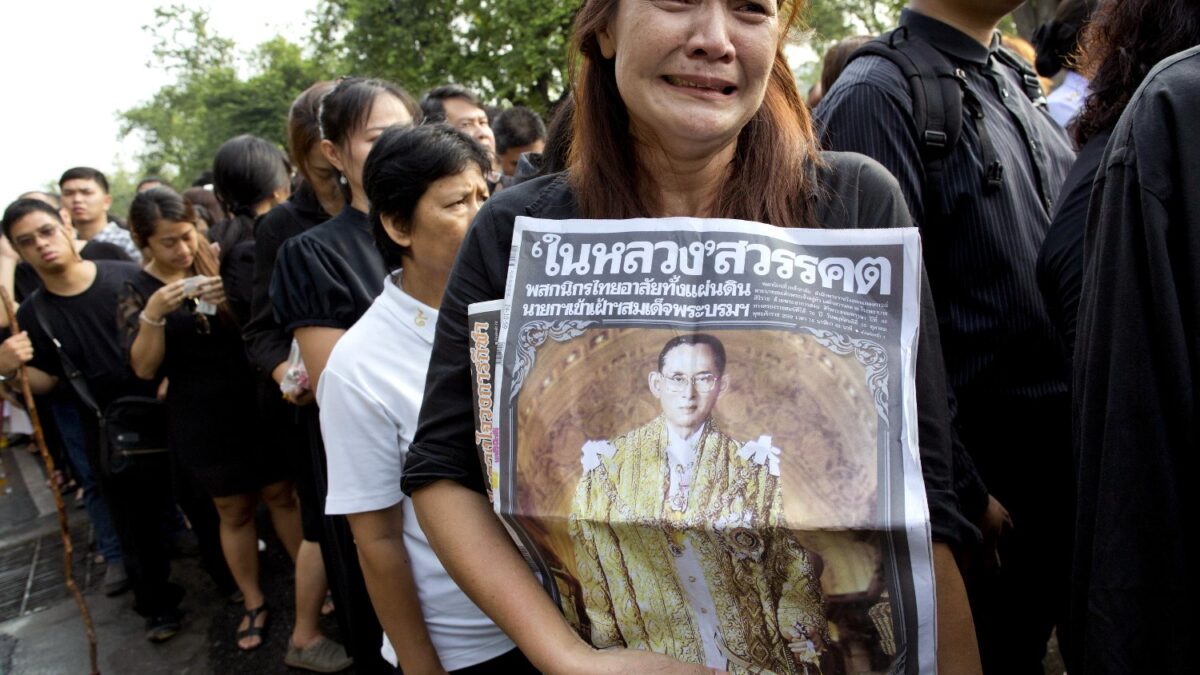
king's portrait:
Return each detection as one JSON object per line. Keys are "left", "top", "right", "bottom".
{"left": 569, "top": 333, "right": 830, "bottom": 674}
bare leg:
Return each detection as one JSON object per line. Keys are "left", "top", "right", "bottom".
{"left": 260, "top": 480, "right": 302, "bottom": 562}
{"left": 292, "top": 540, "right": 328, "bottom": 648}
{"left": 213, "top": 493, "right": 266, "bottom": 649}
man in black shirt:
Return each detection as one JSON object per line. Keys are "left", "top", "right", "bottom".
{"left": 815, "top": 2, "right": 1076, "bottom": 673}
{"left": 0, "top": 198, "right": 182, "bottom": 641}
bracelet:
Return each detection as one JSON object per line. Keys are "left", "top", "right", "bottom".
{"left": 139, "top": 312, "right": 166, "bottom": 327}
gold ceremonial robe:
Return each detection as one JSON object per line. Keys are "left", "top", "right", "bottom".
{"left": 569, "top": 416, "right": 828, "bottom": 674}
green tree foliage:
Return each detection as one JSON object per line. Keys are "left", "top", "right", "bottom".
{"left": 123, "top": 0, "right": 1059, "bottom": 178}
{"left": 312, "top": 0, "right": 576, "bottom": 113}
{"left": 120, "top": 5, "right": 331, "bottom": 183}
{"left": 803, "top": 0, "right": 906, "bottom": 46}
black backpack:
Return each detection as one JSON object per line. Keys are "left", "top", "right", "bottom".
{"left": 844, "top": 27, "right": 1046, "bottom": 202}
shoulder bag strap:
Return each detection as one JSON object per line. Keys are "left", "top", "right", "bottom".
{"left": 29, "top": 293, "right": 103, "bottom": 418}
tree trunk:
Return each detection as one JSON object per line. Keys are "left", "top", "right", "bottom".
{"left": 1012, "top": 0, "right": 1061, "bottom": 40}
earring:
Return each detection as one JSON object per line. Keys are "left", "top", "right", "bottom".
{"left": 339, "top": 175, "right": 347, "bottom": 185}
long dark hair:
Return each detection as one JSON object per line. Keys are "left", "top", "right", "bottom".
{"left": 210, "top": 134, "right": 290, "bottom": 255}
{"left": 128, "top": 187, "right": 232, "bottom": 318}
{"left": 1073, "top": 0, "right": 1200, "bottom": 145}
{"left": 362, "top": 124, "right": 492, "bottom": 270}
{"left": 567, "top": 0, "right": 823, "bottom": 228}
{"left": 319, "top": 77, "right": 421, "bottom": 203}
{"left": 288, "top": 80, "right": 335, "bottom": 185}
{"left": 212, "top": 135, "right": 290, "bottom": 219}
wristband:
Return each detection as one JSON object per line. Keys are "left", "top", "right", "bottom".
{"left": 139, "top": 312, "right": 167, "bottom": 327}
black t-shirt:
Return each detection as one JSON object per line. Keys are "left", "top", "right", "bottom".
{"left": 270, "top": 205, "right": 386, "bottom": 334}
{"left": 14, "top": 240, "right": 132, "bottom": 303}
{"left": 401, "top": 155, "right": 975, "bottom": 548}
{"left": 17, "top": 260, "right": 157, "bottom": 409}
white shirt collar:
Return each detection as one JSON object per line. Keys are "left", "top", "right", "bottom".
{"left": 379, "top": 270, "right": 438, "bottom": 345}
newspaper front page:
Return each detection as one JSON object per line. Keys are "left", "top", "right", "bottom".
{"left": 470, "top": 216, "right": 935, "bottom": 674}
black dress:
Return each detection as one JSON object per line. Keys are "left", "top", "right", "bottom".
{"left": 121, "top": 270, "right": 287, "bottom": 496}
{"left": 270, "top": 204, "right": 390, "bottom": 673}
{"left": 245, "top": 181, "right": 330, "bottom": 544}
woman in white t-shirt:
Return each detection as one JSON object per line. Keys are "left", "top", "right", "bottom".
{"left": 317, "top": 123, "right": 535, "bottom": 674}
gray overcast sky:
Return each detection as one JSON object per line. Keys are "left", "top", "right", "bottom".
{"left": 0, "top": 0, "right": 320, "bottom": 201}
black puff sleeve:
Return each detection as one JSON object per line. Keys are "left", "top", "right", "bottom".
{"left": 270, "top": 235, "right": 365, "bottom": 334}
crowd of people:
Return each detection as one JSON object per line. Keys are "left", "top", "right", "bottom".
{"left": 0, "top": 0, "right": 1193, "bottom": 673}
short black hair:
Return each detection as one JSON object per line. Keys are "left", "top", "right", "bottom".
{"left": 1033, "top": 0, "right": 1099, "bottom": 77}
{"left": 493, "top": 106, "right": 547, "bottom": 155}
{"left": 136, "top": 176, "right": 168, "bottom": 191}
{"left": 58, "top": 166, "right": 109, "bottom": 193}
{"left": 658, "top": 334, "right": 727, "bottom": 376}
{"left": 2, "top": 198, "right": 64, "bottom": 245}
{"left": 362, "top": 123, "right": 492, "bottom": 270}
{"left": 191, "top": 170, "right": 214, "bottom": 188}
{"left": 419, "top": 84, "right": 483, "bottom": 123}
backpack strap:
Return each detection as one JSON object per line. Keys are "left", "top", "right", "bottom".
{"left": 846, "top": 28, "right": 1010, "bottom": 204}
{"left": 847, "top": 28, "right": 964, "bottom": 165}
{"left": 993, "top": 46, "right": 1048, "bottom": 107}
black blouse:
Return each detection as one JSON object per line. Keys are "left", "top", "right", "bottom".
{"left": 1037, "top": 128, "right": 1112, "bottom": 368}
{"left": 270, "top": 204, "right": 386, "bottom": 335}
{"left": 402, "top": 155, "right": 976, "bottom": 548}
{"left": 244, "top": 181, "right": 330, "bottom": 375}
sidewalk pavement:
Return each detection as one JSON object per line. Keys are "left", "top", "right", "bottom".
{"left": 0, "top": 440, "right": 352, "bottom": 675}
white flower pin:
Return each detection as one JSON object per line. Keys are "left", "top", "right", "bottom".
{"left": 738, "top": 435, "right": 781, "bottom": 477}
{"left": 580, "top": 439, "right": 617, "bottom": 471}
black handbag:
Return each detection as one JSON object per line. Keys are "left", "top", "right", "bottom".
{"left": 31, "top": 294, "right": 168, "bottom": 475}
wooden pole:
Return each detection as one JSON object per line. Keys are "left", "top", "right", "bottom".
{"left": 1, "top": 287, "right": 99, "bottom": 675}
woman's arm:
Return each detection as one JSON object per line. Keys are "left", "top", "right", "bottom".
{"left": 294, "top": 326, "right": 344, "bottom": 392}
{"left": 129, "top": 281, "right": 185, "bottom": 380}
{"left": 412, "top": 480, "right": 717, "bottom": 675}
{"left": 346, "top": 505, "right": 445, "bottom": 675}
{"left": 934, "top": 542, "right": 981, "bottom": 674}
{"left": 129, "top": 320, "right": 166, "bottom": 381}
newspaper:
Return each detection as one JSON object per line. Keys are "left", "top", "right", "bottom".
{"left": 470, "top": 216, "right": 934, "bottom": 674}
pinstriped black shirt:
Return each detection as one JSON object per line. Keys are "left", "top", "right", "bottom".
{"left": 815, "top": 9, "right": 1076, "bottom": 402}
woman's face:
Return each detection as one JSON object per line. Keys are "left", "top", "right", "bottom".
{"left": 597, "top": 0, "right": 780, "bottom": 154}
{"left": 146, "top": 219, "right": 199, "bottom": 271}
{"left": 324, "top": 93, "right": 414, "bottom": 202}
{"left": 386, "top": 164, "right": 489, "bottom": 277}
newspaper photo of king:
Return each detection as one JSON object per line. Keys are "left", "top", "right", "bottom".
{"left": 568, "top": 333, "right": 830, "bottom": 674}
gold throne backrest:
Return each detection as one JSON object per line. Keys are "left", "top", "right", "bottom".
{"left": 514, "top": 327, "right": 883, "bottom": 597}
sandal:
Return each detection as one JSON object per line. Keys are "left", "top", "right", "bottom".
{"left": 236, "top": 603, "right": 269, "bottom": 651}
